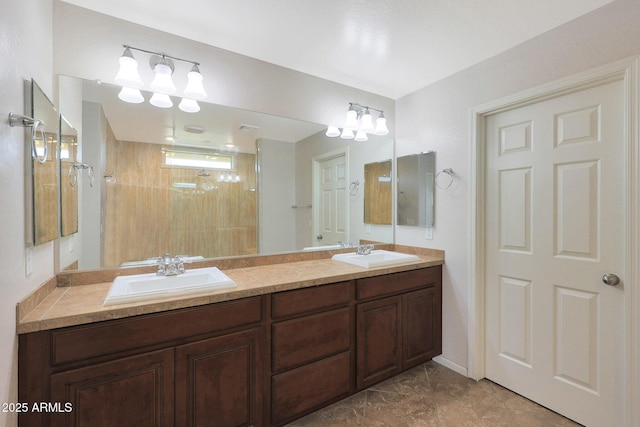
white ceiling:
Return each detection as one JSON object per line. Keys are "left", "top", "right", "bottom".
{"left": 60, "top": 0, "right": 614, "bottom": 99}
{"left": 81, "top": 79, "right": 324, "bottom": 152}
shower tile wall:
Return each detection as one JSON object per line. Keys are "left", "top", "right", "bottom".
{"left": 104, "top": 138, "right": 256, "bottom": 267}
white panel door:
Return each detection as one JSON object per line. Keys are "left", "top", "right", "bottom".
{"left": 485, "top": 79, "right": 625, "bottom": 427}
{"left": 316, "top": 154, "right": 347, "bottom": 245}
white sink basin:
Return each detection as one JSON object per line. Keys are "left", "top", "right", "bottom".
{"left": 331, "top": 250, "right": 420, "bottom": 268}
{"left": 103, "top": 267, "right": 237, "bottom": 306}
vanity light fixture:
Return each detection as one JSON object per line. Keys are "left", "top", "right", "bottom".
{"left": 326, "top": 103, "right": 389, "bottom": 140}
{"left": 114, "top": 45, "right": 207, "bottom": 113}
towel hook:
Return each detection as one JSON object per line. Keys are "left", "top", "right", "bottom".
{"left": 349, "top": 180, "right": 360, "bottom": 195}
{"left": 8, "top": 113, "right": 48, "bottom": 164}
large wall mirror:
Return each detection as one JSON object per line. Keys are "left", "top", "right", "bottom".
{"left": 60, "top": 77, "right": 394, "bottom": 270}
{"left": 397, "top": 151, "right": 435, "bottom": 227}
{"left": 30, "top": 80, "right": 60, "bottom": 246}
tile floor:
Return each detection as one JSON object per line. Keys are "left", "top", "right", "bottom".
{"left": 286, "top": 360, "right": 583, "bottom": 426}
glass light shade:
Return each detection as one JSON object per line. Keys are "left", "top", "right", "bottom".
{"left": 150, "top": 63, "right": 176, "bottom": 94}
{"left": 374, "top": 115, "right": 389, "bottom": 135}
{"left": 326, "top": 126, "right": 340, "bottom": 137}
{"left": 234, "top": 173, "right": 241, "bottom": 182}
{"left": 115, "top": 48, "right": 144, "bottom": 88}
{"left": 340, "top": 128, "right": 355, "bottom": 139}
{"left": 118, "top": 87, "right": 144, "bottom": 104}
{"left": 179, "top": 98, "right": 200, "bottom": 113}
{"left": 183, "top": 65, "right": 207, "bottom": 100}
{"left": 354, "top": 131, "right": 368, "bottom": 141}
{"left": 359, "top": 108, "right": 375, "bottom": 132}
{"left": 149, "top": 92, "right": 173, "bottom": 108}
{"left": 344, "top": 108, "right": 358, "bottom": 130}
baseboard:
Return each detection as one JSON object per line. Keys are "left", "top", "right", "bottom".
{"left": 433, "top": 355, "right": 468, "bottom": 377}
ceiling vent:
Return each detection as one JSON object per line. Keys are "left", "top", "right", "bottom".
{"left": 184, "top": 124, "right": 206, "bottom": 134}
{"left": 239, "top": 124, "right": 259, "bottom": 131}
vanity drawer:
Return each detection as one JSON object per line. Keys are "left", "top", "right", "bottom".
{"left": 356, "top": 266, "right": 441, "bottom": 300}
{"left": 51, "top": 296, "right": 263, "bottom": 366}
{"left": 271, "top": 280, "right": 351, "bottom": 319}
{"left": 272, "top": 307, "right": 351, "bottom": 373}
{"left": 271, "top": 351, "right": 351, "bottom": 426}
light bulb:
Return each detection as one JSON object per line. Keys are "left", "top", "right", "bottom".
{"left": 114, "top": 48, "right": 143, "bottom": 88}
{"left": 118, "top": 87, "right": 144, "bottom": 104}
{"left": 326, "top": 126, "right": 340, "bottom": 137}
{"left": 235, "top": 173, "right": 240, "bottom": 182}
{"left": 374, "top": 112, "right": 389, "bottom": 135}
{"left": 183, "top": 64, "right": 207, "bottom": 100}
{"left": 150, "top": 61, "right": 176, "bottom": 94}
{"left": 149, "top": 92, "right": 173, "bottom": 108}
{"left": 355, "top": 131, "right": 368, "bottom": 141}
{"left": 179, "top": 98, "right": 200, "bottom": 113}
{"left": 340, "top": 128, "right": 354, "bottom": 139}
{"left": 359, "top": 108, "right": 375, "bottom": 132}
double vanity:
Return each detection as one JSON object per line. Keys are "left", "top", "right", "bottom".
{"left": 17, "top": 245, "right": 443, "bottom": 426}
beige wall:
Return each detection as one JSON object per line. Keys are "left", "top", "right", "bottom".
{"left": 0, "top": 1, "right": 54, "bottom": 426}
{"left": 395, "top": 0, "right": 640, "bottom": 370}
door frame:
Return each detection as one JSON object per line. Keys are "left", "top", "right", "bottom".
{"left": 468, "top": 56, "right": 640, "bottom": 426}
{"left": 312, "top": 147, "right": 350, "bottom": 246}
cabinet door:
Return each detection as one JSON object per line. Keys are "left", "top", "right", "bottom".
{"left": 175, "top": 329, "right": 262, "bottom": 427}
{"left": 403, "top": 286, "right": 441, "bottom": 369}
{"left": 50, "top": 349, "right": 174, "bottom": 427}
{"left": 356, "top": 296, "right": 402, "bottom": 390}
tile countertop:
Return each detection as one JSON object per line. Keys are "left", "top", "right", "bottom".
{"left": 16, "top": 245, "right": 444, "bottom": 334}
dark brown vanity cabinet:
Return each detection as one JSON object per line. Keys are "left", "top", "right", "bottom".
{"left": 18, "top": 264, "right": 442, "bottom": 427}
{"left": 19, "top": 297, "right": 264, "bottom": 427}
{"left": 356, "top": 266, "right": 442, "bottom": 390}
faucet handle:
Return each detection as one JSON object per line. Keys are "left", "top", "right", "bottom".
{"left": 356, "top": 244, "right": 374, "bottom": 255}
{"left": 155, "top": 257, "right": 166, "bottom": 276}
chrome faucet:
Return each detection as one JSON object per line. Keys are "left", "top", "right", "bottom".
{"left": 356, "top": 244, "right": 374, "bottom": 255}
{"left": 156, "top": 253, "right": 185, "bottom": 276}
